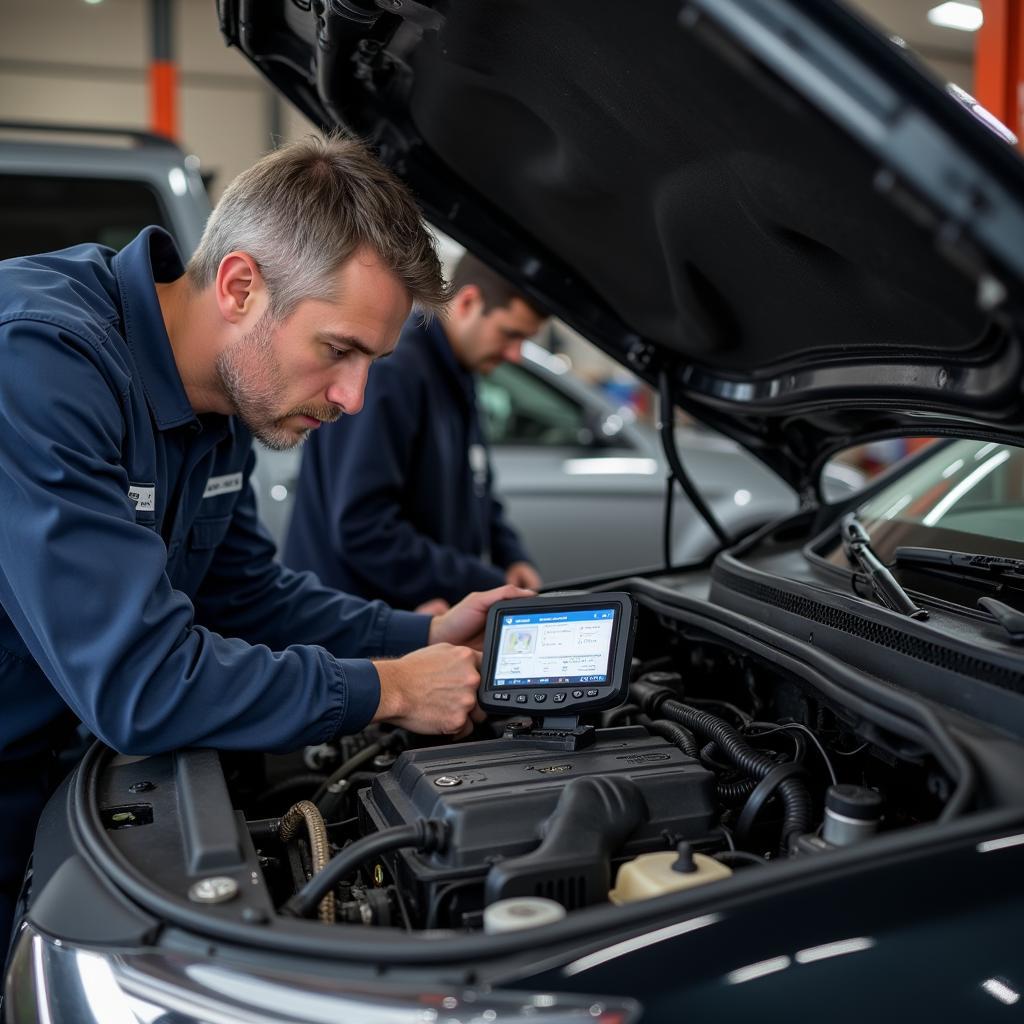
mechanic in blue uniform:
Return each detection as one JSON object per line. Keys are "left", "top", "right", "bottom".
{"left": 283, "top": 254, "right": 546, "bottom": 612}
{"left": 0, "top": 137, "right": 528, "bottom": 960}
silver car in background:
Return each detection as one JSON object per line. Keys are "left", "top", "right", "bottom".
{"left": 252, "top": 341, "right": 861, "bottom": 584}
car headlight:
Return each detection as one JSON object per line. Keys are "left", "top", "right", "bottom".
{"left": 5, "top": 923, "right": 640, "bottom": 1024}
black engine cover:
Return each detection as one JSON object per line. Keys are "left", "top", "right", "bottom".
{"left": 360, "top": 727, "right": 716, "bottom": 921}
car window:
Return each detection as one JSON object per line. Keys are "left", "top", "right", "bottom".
{"left": 0, "top": 174, "right": 169, "bottom": 260}
{"left": 823, "top": 440, "right": 1024, "bottom": 579}
{"left": 479, "top": 361, "right": 610, "bottom": 448}
{"left": 858, "top": 440, "right": 1024, "bottom": 546}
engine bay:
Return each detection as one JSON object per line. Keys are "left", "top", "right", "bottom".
{"left": 215, "top": 587, "right": 976, "bottom": 933}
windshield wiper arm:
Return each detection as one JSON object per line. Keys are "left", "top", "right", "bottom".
{"left": 977, "top": 597, "right": 1024, "bottom": 643}
{"left": 842, "top": 514, "right": 929, "bottom": 620}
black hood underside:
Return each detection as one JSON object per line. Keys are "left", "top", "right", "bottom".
{"left": 220, "top": 0, "right": 1024, "bottom": 493}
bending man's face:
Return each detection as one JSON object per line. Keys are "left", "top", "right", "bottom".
{"left": 216, "top": 248, "right": 411, "bottom": 450}
{"left": 452, "top": 295, "right": 546, "bottom": 375}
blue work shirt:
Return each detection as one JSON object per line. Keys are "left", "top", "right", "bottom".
{"left": 0, "top": 228, "right": 429, "bottom": 946}
{"left": 283, "top": 317, "right": 529, "bottom": 608}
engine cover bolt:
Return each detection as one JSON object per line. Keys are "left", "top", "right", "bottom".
{"left": 434, "top": 775, "right": 462, "bottom": 787}
{"left": 188, "top": 876, "right": 239, "bottom": 904}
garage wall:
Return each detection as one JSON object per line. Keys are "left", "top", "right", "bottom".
{"left": 0, "top": 0, "right": 316, "bottom": 199}
{"left": 0, "top": 0, "right": 978, "bottom": 200}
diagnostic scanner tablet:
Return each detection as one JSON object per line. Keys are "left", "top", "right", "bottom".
{"left": 478, "top": 592, "right": 637, "bottom": 719}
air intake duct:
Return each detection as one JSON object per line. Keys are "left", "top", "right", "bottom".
{"left": 484, "top": 776, "right": 645, "bottom": 910}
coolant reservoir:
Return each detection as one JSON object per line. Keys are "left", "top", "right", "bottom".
{"left": 609, "top": 845, "right": 732, "bottom": 904}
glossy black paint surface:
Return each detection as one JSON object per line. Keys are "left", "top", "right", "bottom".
{"left": 517, "top": 825, "right": 1024, "bottom": 1020}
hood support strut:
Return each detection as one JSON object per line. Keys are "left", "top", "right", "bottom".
{"left": 659, "top": 368, "right": 731, "bottom": 558}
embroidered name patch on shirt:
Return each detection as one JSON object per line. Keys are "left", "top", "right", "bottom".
{"left": 128, "top": 483, "right": 156, "bottom": 513}
{"left": 203, "top": 472, "right": 244, "bottom": 499}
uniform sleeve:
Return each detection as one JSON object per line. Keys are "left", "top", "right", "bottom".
{"left": 0, "top": 320, "right": 399, "bottom": 755}
{"left": 193, "top": 457, "right": 429, "bottom": 676}
{"left": 321, "top": 360, "right": 506, "bottom": 608}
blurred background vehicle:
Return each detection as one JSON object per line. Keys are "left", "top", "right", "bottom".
{"left": 252, "top": 339, "right": 864, "bottom": 584}
{"left": 0, "top": 121, "right": 209, "bottom": 260}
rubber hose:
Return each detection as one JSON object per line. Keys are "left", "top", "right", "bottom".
{"left": 715, "top": 849, "right": 768, "bottom": 868}
{"left": 283, "top": 819, "right": 447, "bottom": 920}
{"left": 647, "top": 719, "right": 701, "bottom": 759}
{"left": 664, "top": 698, "right": 811, "bottom": 848}
{"left": 632, "top": 681, "right": 811, "bottom": 848}
{"left": 605, "top": 703, "right": 640, "bottom": 727}
{"left": 715, "top": 777, "right": 759, "bottom": 803}
{"left": 279, "top": 800, "right": 334, "bottom": 923}
{"left": 312, "top": 741, "right": 383, "bottom": 806}
{"left": 700, "top": 741, "right": 732, "bottom": 771}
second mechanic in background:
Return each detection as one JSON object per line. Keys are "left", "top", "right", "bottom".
{"left": 283, "top": 253, "right": 546, "bottom": 610}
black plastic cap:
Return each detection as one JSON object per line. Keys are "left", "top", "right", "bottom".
{"left": 826, "top": 784, "right": 883, "bottom": 821}
{"left": 671, "top": 841, "right": 698, "bottom": 873}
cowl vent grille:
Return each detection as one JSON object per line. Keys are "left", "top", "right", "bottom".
{"left": 713, "top": 567, "right": 1024, "bottom": 693}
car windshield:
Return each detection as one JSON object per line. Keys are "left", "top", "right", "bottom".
{"left": 829, "top": 439, "right": 1024, "bottom": 569}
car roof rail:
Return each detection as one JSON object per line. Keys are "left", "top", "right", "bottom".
{"left": 0, "top": 121, "right": 181, "bottom": 151}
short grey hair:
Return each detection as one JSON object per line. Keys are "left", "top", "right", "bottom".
{"left": 187, "top": 133, "right": 449, "bottom": 319}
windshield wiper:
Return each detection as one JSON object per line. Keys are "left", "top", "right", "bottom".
{"left": 841, "top": 514, "right": 929, "bottom": 620}
{"left": 893, "top": 547, "right": 1024, "bottom": 641}
{"left": 894, "top": 546, "right": 1024, "bottom": 582}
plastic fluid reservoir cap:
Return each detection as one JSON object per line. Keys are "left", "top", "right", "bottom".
{"left": 826, "top": 784, "right": 883, "bottom": 821}
{"left": 484, "top": 897, "right": 566, "bottom": 934}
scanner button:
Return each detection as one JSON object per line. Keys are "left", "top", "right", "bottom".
{"left": 572, "top": 689, "right": 584, "bottom": 699}
{"left": 553, "top": 692, "right": 567, "bottom": 704}
{"left": 586, "top": 689, "right": 599, "bottom": 697}
{"left": 532, "top": 693, "right": 547, "bottom": 704}
{"left": 515, "top": 693, "right": 529, "bottom": 704}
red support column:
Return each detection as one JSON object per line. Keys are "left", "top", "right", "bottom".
{"left": 975, "top": 0, "right": 1024, "bottom": 149}
{"left": 149, "top": 0, "right": 178, "bottom": 141}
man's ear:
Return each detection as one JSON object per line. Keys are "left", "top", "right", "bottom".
{"left": 215, "top": 251, "right": 268, "bottom": 326}
{"left": 450, "top": 283, "right": 484, "bottom": 321}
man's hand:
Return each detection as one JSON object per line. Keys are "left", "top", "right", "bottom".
{"left": 428, "top": 584, "right": 535, "bottom": 650}
{"left": 372, "top": 645, "right": 485, "bottom": 736}
{"left": 505, "top": 561, "right": 542, "bottom": 590}
{"left": 415, "top": 597, "right": 451, "bottom": 615}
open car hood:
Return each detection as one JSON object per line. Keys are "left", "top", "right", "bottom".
{"left": 219, "top": 0, "right": 1024, "bottom": 495}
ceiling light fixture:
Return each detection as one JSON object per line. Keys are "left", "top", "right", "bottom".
{"left": 927, "top": 2, "right": 983, "bottom": 32}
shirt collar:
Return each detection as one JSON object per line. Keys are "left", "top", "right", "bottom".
{"left": 420, "top": 314, "right": 476, "bottom": 399}
{"left": 113, "top": 226, "right": 197, "bottom": 431}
